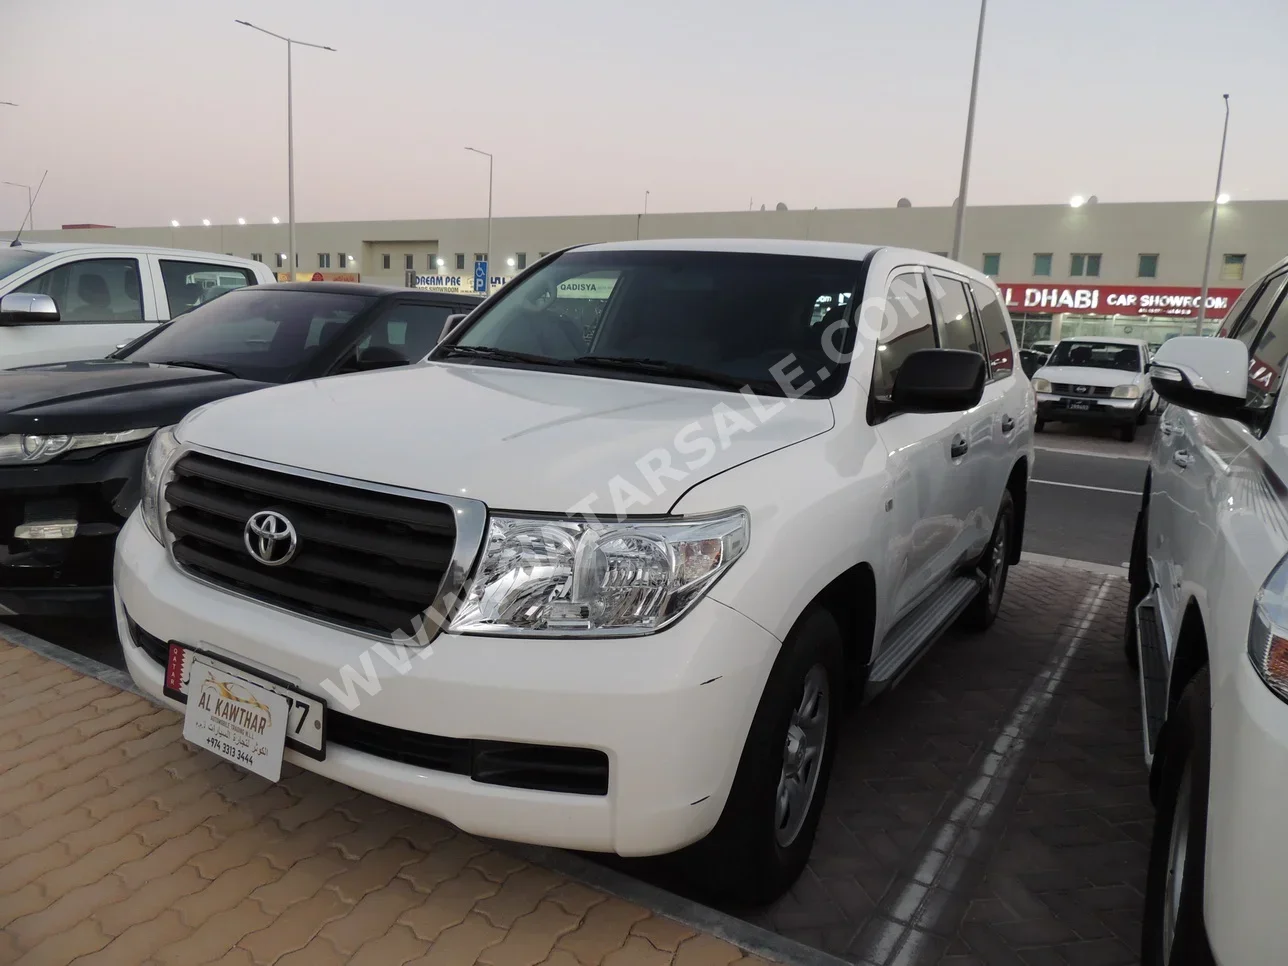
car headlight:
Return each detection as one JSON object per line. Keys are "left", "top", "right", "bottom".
{"left": 1032, "top": 378, "right": 1051, "bottom": 393}
{"left": 448, "top": 508, "right": 750, "bottom": 637}
{"left": 139, "top": 426, "right": 182, "bottom": 544}
{"left": 1112, "top": 385, "right": 1141, "bottom": 399}
{"left": 0, "top": 427, "right": 157, "bottom": 465}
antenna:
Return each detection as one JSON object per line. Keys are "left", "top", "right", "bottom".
{"left": 10, "top": 170, "right": 47, "bottom": 247}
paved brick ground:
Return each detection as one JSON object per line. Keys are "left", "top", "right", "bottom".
{"left": 615, "top": 566, "right": 1148, "bottom": 965}
{"left": 0, "top": 639, "right": 777, "bottom": 966}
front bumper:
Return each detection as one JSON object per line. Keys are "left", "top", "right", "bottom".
{"left": 1204, "top": 657, "right": 1288, "bottom": 965}
{"left": 0, "top": 443, "right": 146, "bottom": 614}
{"left": 114, "top": 509, "right": 782, "bottom": 856}
{"left": 1036, "top": 393, "right": 1143, "bottom": 424}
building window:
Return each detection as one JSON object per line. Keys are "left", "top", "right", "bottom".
{"left": 250, "top": 253, "right": 262, "bottom": 263}
{"left": 538, "top": 252, "right": 549, "bottom": 258}
{"left": 276, "top": 254, "right": 285, "bottom": 268}
{"left": 404, "top": 254, "right": 413, "bottom": 271}
{"left": 338, "top": 253, "right": 347, "bottom": 267}
{"left": 318, "top": 253, "right": 331, "bottom": 269}
{"left": 1138, "top": 254, "right": 1159, "bottom": 278}
{"left": 1033, "top": 253, "right": 1052, "bottom": 276}
{"left": 382, "top": 254, "right": 391, "bottom": 270}
{"left": 516, "top": 252, "right": 527, "bottom": 270}
{"left": 474, "top": 252, "right": 488, "bottom": 264}
{"left": 982, "top": 253, "right": 1000, "bottom": 276}
{"left": 1222, "top": 254, "right": 1247, "bottom": 281}
{"left": 1070, "top": 253, "right": 1101, "bottom": 277}
{"left": 455, "top": 253, "right": 465, "bottom": 270}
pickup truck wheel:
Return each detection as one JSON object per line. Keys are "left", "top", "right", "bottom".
{"left": 1121, "top": 421, "right": 1138, "bottom": 443}
{"left": 962, "top": 490, "right": 1014, "bottom": 632}
{"left": 1137, "top": 406, "right": 1150, "bottom": 426}
{"left": 1142, "top": 670, "right": 1216, "bottom": 966}
{"left": 1034, "top": 418, "right": 1046, "bottom": 433}
{"left": 683, "top": 608, "right": 843, "bottom": 906}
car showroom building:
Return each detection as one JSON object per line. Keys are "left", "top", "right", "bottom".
{"left": 26, "top": 198, "right": 1288, "bottom": 349}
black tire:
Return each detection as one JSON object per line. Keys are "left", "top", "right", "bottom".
{"left": 683, "top": 608, "right": 844, "bottom": 906}
{"left": 1034, "top": 418, "right": 1046, "bottom": 433}
{"left": 1142, "top": 670, "right": 1216, "bottom": 966}
{"left": 1121, "top": 421, "right": 1138, "bottom": 442}
{"left": 962, "top": 490, "right": 1014, "bottom": 632}
{"left": 1138, "top": 406, "right": 1149, "bottom": 426}
{"left": 1125, "top": 506, "right": 1147, "bottom": 671}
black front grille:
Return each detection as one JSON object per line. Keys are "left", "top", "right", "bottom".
{"left": 1051, "top": 382, "right": 1113, "bottom": 398}
{"left": 164, "top": 453, "right": 457, "bottom": 637}
{"left": 126, "top": 617, "right": 608, "bottom": 796}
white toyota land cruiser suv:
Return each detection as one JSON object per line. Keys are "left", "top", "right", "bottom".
{"left": 1128, "top": 253, "right": 1288, "bottom": 964}
{"left": 115, "top": 239, "right": 1035, "bottom": 903}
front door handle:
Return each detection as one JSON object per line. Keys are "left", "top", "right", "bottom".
{"left": 1173, "top": 450, "right": 1193, "bottom": 469}
{"left": 951, "top": 435, "right": 968, "bottom": 458}
{"left": 1001, "top": 414, "right": 1015, "bottom": 433}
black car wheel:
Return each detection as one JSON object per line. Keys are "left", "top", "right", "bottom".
{"left": 683, "top": 608, "right": 844, "bottom": 906}
{"left": 1142, "top": 670, "right": 1216, "bottom": 966}
{"left": 1121, "top": 421, "right": 1138, "bottom": 443}
{"left": 962, "top": 490, "right": 1014, "bottom": 632}
{"left": 1125, "top": 505, "right": 1148, "bottom": 670}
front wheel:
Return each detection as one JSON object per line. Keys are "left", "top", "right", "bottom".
{"left": 1121, "top": 421, "right": 1138, "bottom": 443}
{"left": 962, "top": 490, "right": 1014, "bottom": 632}
{"left": 1125, "top": 506, "right": 1148, "bottom": 670}
{"left": 1142, "top": 670, "right": 1216, "bottom": 966}
{"left": 1034, "top": 418, "right": 1046, "bottom": 433}
{"left": 683, "top": 608, "right": 844, "bottom": 906}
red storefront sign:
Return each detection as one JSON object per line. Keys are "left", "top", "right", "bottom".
{"left": 998, "top": 283, "right": 1245, "bottom": 320}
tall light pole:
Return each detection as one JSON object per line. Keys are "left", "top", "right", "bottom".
{"left": 465, "top": 147, "right": 493, "bottom": 295}
{"left": 950, "top": 0, "right": 988, "bottom": 263}
{"left": 644, "top": 190, "right": 650, "bottom": 216}
{"left": 1195, "top": 94, "right": 1231, "bottom": 336}
{"left": 0, "top": 102, "right": 16, "bottom": 108}
{"left": 4, "top": 182, "right": 32, "bottom": 231}
{"left": 236, "top": 20, "right": 335, "bottom": 282}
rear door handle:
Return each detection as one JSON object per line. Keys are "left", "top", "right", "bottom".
{"left": 951, "top": 436, "right": 968, "bottom": 458}
{"left": 1001, "top": 414, "right": 1015, "bottom": 433}
{"left": 1160, "top": 422, "right": 1174, "bottom": 437}
{"left": 1173, "top": 450, "right": 1193, "bottom": 469}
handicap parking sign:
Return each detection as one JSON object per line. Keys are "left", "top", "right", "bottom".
{"left": 474, "top": 260, "right": 488, "bottom": 293}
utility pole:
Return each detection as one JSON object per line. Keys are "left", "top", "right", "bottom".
{"left": 950, "top": 0, "right": 988, "bottom": 262}
{"left": 1195, "top": 94, "right": 1231, "bottom": 336}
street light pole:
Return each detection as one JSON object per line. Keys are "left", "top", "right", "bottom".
{"left": 1195, "top": 93, "right": 1231, "bottom": 336}
{"left": 236, "top": 20, "right": 334, "bottom": 282}
{"left": 3, "top": 182, "right": 32, "bottom": 231}
{"left": 950, "top": 0, "right": 988, "bottom": 263}
{"left": 465, "top": 147, "right": 494, "bottom": 295}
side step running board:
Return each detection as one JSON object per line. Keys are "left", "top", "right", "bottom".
{"left": 867, "top": 575, "right": 983, "bottom": 698}
{"left": 1135, "top": 593, "right": 1169, "bottom": 767}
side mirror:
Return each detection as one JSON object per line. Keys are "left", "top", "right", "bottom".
{"left": 0, "top": 292, "right": 59, "bottom": 324}
{"left": 347, "top": 346, "right": 408, "bottom": 372}
{"left": 1148, "top": 336, "right": 1248, "bottom": 418}
{"left": 439, "top": 313, "right": 468, "bottom": 342}
{"left": 890, "top": 349, "right": 987, "bottom": 414}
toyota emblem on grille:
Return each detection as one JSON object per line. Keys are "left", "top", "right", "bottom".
{"left": 244, "top": 510, "right": 299, "bottom": 567}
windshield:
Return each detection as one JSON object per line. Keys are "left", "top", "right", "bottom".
{"left": 1046, "top": 340, "right": 1142, "bottom": 372}
{"left": 123, "top": 289, "right": 374, "bottom": 381}
{"left": 441, "top": 249, "right": 866, "bottom": 397}
{"left": 0, "top": 249, "right": 48, "bottom": 283}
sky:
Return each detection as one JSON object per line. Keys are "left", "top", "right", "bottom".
{"left": 2, "top": 0, "right": 1285, "bottom": 230}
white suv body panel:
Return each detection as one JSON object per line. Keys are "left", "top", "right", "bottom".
{"left": 0, "top": 243, "right": 274, "bottom": 368}
{"left": 115, "top": 240, "right": 1034, "bottom": 856}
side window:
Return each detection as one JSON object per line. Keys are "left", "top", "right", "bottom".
{"left": 972, "top": 282, "right": 1014, "bottom": 379}
{"left": 930, "top": 275, "right": 982, "bottom": 354}
{"left": 158, "top": 260, "right": 255, "bottom": 318}
{"left": 1228, "top": 273, "right": 1288, "bottom": 351}
{"left": 871, "top": 272, "right": 936, "bottom": 398}
{"left": 348, "top": 303, "right": 455, "bottom": 366}
{"left": 14, "top": 257, "right": 144, "bottom": 322}
{"left": 1245, "top": 286, "right": 1288, "bottom": 407}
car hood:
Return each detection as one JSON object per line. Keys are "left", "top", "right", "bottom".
{"left": 0, "top": 359, "right": 273, "bottom": 435}
{"left": 178, "top": 362, "right": 836, "bottom": 513}
{"left": 1034, "top": 365, "right": 1144, "bottom": 388}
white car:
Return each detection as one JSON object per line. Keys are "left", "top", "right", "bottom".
{"left": 0, "top": 242, "right": 274, "bottom": 368}
{"left": 1127, "top": 253, "right": 1288, "bottom": 964}
{"left": 1031, "top": 336, "right": 1155, "bottom": 441}
{"left": 114, "top": 239, "right": 1035, "bottom": 903}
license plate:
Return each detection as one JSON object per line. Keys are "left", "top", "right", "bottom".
{"left": 165, "top": 643, "right": 326, "bottom": 765}
{"left": 1067, "top": 399, "right": 1091, "bottom": 411}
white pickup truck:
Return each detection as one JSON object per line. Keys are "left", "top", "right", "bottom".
{"left": 115, "top": 239, "right": 1035, "bottom": 903}
{"left": 0, "top": 241, "right": 273, "bottom": 368}
{"left": 1128, "top": 253, "right": 1288, "bottom": 965}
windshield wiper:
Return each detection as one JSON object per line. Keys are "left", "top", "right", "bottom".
{"left": 433, "top": 344, "right": 567, "bottom": 366}
{"left": 154, "top": 360, "right": 240, "bottom": 377}
{"left": 572, "top": 356, "right": 769, "bottom": 393}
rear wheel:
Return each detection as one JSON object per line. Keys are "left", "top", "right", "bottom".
{"left": 684, "top": 608, "right": 844, "bottom": 905}
{"left": 1142, "top": 670, "right": 1216, "bottom": 966}
{"left": 962, "top": 490, "right": 1014, "bottom": 632}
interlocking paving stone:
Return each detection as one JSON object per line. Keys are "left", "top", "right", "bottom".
{"left": 0, "top": 635, "right": 778, "bottom": 965}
